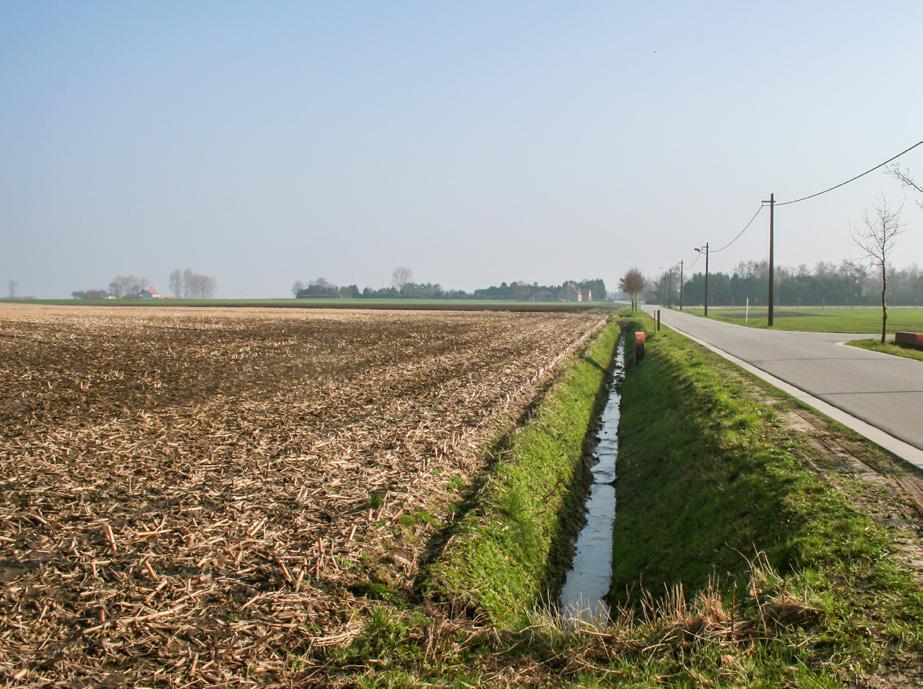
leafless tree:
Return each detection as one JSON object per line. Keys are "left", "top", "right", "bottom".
{"left": 169, "top": 269, "right": 183, "bottom": 298}
{"left": 187, "top": 273, "right": 217, "bottom": 299}
{"left": 852, "top": 196, "right": 907, "bottom": 343}
{"left": 170, "top": 268, "right": 217, "bottom": 299}
{"left": 888, "top": 163, "right": 923, "bottom": 208}
{"left": 182, "top": 268, "right": 195, "bottom": 298}
{"left": 392, "top": 266, "right": 413, "bottom": 292}
{"left": 6, "top": 278, "right": 17, "bottom": 298}
{"left": 109, "top": 275, "right": 151, "bottom": 299}
{"left": 619, "top": 268, "right": 645, "bottom": 312}
{"left": 291, "top": 280, "right": 304, "bottom": 297}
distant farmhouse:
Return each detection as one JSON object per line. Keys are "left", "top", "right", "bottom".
{"left": 559, "top": 282, "right": 592, "bottom": 302}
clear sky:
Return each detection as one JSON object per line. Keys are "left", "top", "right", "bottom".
{"left": 2, "top": 1, "right": 922, "bottom": 297}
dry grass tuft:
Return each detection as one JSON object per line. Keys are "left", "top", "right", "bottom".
{"left": 504, "top": 551, "right": 823, "bottom": 682}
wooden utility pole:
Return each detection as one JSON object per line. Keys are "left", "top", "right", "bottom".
{"left": 705, "top": 242, "right": 708, "bottom": 318}
{"left": 767, "top": 193, "right": 775, "bottom": 327}
{"left": 695, "top": 243, "right": 709, "bottom": 317}
{"left": 667, "top": 269, "right": 673, "bottom": 308}
{"left": 679, "top": 259, "right": 684, "bottom": 310}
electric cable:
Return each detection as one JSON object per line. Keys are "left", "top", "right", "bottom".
{"left": 710, "top": 205, "right": 765, "bottom": 254}
{"left": 776, "top": 140, "right": 923, "bottom": 207}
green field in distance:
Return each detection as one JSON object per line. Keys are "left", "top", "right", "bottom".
{"left": 679, "top": 305, "right": 923, "bottom": 333}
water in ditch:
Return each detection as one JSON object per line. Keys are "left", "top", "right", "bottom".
{"left": 559, "top": 337, "right": 625, "bottom": 623}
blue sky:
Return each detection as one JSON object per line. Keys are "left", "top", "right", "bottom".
{"left": 2, "top": 1, "right": 922, "bottom": 297}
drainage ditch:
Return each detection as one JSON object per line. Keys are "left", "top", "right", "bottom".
{"left": 558, "top": 335, "right": 625, "bottom": 622}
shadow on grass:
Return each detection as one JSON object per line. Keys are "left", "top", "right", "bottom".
{"left": 609, "top": 325, "right": 808, "bottom": 609}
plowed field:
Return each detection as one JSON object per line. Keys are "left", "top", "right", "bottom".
{"left": 0, "top": 304, "right": 605, "bottom": 687}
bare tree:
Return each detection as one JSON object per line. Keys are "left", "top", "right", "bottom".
{"left": 108, "top": 275, "right": 151, "bottom": 299}
{"left": 391, "top": 266, "right": 413, "bottom": 293}
{"left": 852, "top": 196, "right": 907, "bottom": 343}
{"left": 888, "top": 163, "right": 923, "bottom": 208}
{"left": 6, "top": 278, "right": 17, "bottom": 298}
{"left": 619, "top": 268, "right": 646, "bottom": 312}
{"left": 291, "top": 280, "right": 304, "bottom": 297}
{"left": 169, "top": 269, "right": 183, "bottom": 298}
{"left": 189, "top": 273, "right": 203, "bottom": 298}
{"left": 170, "top": 268, "right": 216, "bottom": 299}
{"left": 182, "top": 268, "right": 194, "bottom": 299}
{"left": 188, "top": 273, "right": 217, "bottom": 299}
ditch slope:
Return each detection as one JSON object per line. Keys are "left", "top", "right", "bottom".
{"left": 321, "top": 314, "right": 922, "bottom": 688}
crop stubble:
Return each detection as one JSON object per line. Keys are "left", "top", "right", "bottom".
{"left": 0, "top": 305, "right": 605, "bottom": 687}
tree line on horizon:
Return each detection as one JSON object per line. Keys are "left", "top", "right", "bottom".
{"left": 292, "top": 268, "right": 606, "bottom": 302}
{"left": 647, "top": 260, "right": 923, "bottom": 307}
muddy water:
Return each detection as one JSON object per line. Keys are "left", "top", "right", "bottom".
{"left": 559, "top": 337, "right": 624, "bottom": 622}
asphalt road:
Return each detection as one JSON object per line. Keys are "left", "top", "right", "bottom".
{"left": 644, "top": 307, "right": 923, "bottom": 460}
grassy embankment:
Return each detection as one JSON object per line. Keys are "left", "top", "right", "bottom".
{"left": 422, "top": 317, "right": 622, "bottom": 626}
{"left": 846, "top": 338, "right": 923, "bottom": 362}
{"left": 316, "top": 312, "right": 922, "bottom": 687}
{"left": 682, "top": 305, "right": 923, "bottom": 333}
{"left": 314, "top": 316, "right": 623, "bottom": 685}
{"left": 608, "top": 315, "right": 922, "bottom": 685}
{"left": 0, "top": 297, "right": 616, "bottom": 312}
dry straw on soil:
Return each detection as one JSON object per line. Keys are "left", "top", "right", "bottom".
{"left": 0, "top": 304, "right": 605, "bottom": 687}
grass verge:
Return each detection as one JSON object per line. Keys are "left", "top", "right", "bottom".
{"left": 679, "top": 305, "right": 923, "bottom": 333}
{"left": 421, "top": 318, "right": 622, "bottom": 627}
{"left": 609, "top": 313, "right": 923, "bottom": 685}
{"left": 847, "top": 338, "right": 923, "bottom": 362}
{"left": 310, "top": 311, "right": 922, "bottom": 687}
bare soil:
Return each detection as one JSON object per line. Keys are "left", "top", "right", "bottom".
{"left": 0, "top": 304, "right": 606, "bottom": 687}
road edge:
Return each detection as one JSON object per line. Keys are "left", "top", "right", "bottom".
{"left": 655, "top": 314, "right": 923, "bottom": 470}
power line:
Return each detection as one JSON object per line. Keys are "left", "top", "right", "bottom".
{"left": 776, "top": 140, "right": 923, "bottom": 207}
{"left": 667, "top": 139, "right": 922, "bottom": 285}
{"left": 711, "top": 205, "right": 765, "bottom": 254}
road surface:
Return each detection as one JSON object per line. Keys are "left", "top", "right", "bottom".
{"left": 644, "top": 307, "right": 923, "bottom": 468}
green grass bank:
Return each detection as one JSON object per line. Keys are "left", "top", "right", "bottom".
{"left": 314, "top": 312, "right": 921, "bottom": 687}
{"left": 423, "top": 317, "right": 622, "bottom": 627}
{"left": 608, "top": 314, "right": 922, "bottom": 684}
{"left": 612, "top": 317, "right": 802, "bottom": 598}
{"left": 847, "top": 337, "right": 923, "bottom": 362}
{"left": 681, "top": 305, "right": 923, "bottom": 333}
